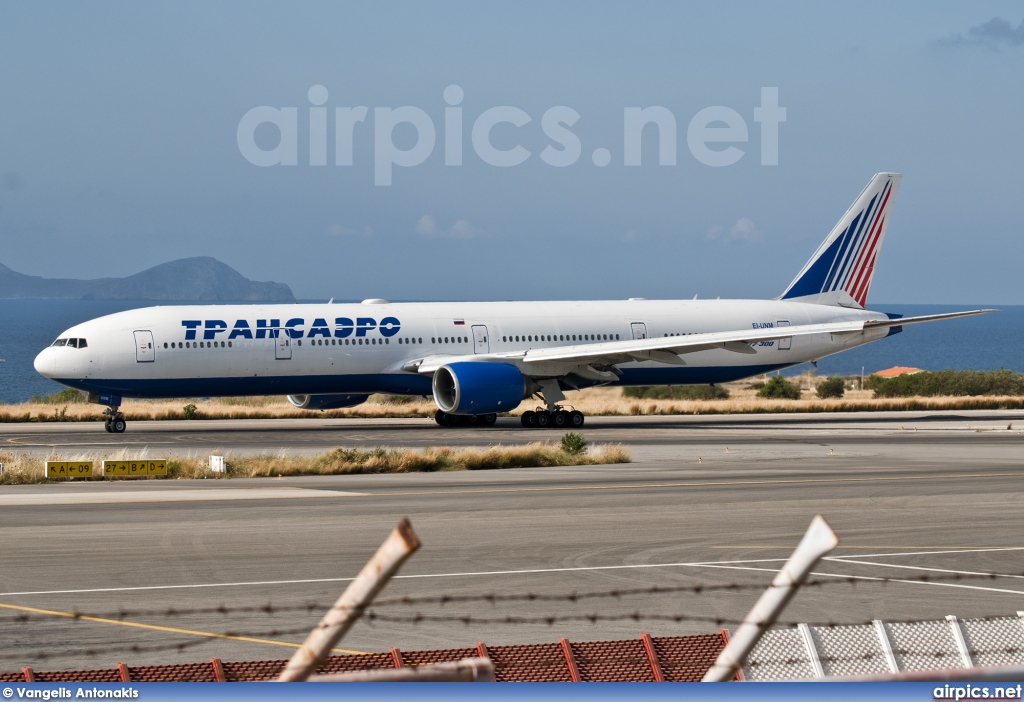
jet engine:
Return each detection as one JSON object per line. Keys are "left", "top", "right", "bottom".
{"left": 287, "top": 394, "right": 369, "bottom": 410}
{"left": 432, "top": 362, "right": 527, "bottom": 415}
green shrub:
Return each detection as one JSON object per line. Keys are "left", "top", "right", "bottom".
{"left": 560, "top": 432, "right": 588, "bottom": 455}
{"left": 30, "top": 388, "right": 87, "bottom": 404}
{"left": 183, "top": 403, "right": 198, "bottom": 420}
{"left": 868, "top": 370, "right": 1024, "bottom": 398}
{"left": 623, "top": 385, "right": 730, "bottom": 400}
{"left": 756, "top": 375, "right": 802, "bottom": 400}
{"left": 816, "top": 376, "right": 846, "bottom": 399}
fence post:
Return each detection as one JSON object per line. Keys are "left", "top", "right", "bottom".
{"left": 701, "top": 515, "right": 839, "bottom": 682}
{"left": 275, "top": 518, "right": 421, "bottom": 682}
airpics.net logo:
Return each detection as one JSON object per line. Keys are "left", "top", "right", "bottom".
{"left": 236, "top": 85, "right": 786, "bottom": 186}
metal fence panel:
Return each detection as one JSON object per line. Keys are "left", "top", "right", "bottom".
{"left": 961, "top": 617, "right": 1024, "bottom": 669}
{"left": 886, "top": 620, "right": 962, "bottom": 671}
{"left": 742, "top": 628, "right": 816, "bottom": 681}
{"left": 810, "top": 624, "right": 891, "bottom": 677}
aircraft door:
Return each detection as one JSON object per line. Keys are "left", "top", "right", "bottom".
{"left": 631, "top": 322, "right": 648, "bottom": 340}
{"left": 275, "top": 336, "right": 292, "bottom": 360}
{"left": 777, "top": 320, "right": 792, "bottom": 350}
{"left": 134, "top": 331, "right": 155, "bottom": 362}
{"left": 472, "top": 325, "right": 490, "bottom": 354}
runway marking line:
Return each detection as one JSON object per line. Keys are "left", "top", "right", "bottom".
{"left": 822, "top": 557, "right": 1024, "bottom": 580}
{"left": 0, "top": 602, "right": 368, "bottom": 655}
{"left": 691, "top": 564, "right": 1024, "bottom": 597}
{"left": 5, "top": 547, "right": 1024, "bottom": 598}
{"left": 713, "top": 546, "right": 1023, "bottom": 550}
{"left": 360, "top": 470, "right": 1024, "bottom": 497}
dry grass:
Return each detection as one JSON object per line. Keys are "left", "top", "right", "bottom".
{"left": 0, "top": 442, "right": 630, "bottom": 485}
{"left": 4, "top": 380, "right": 1024, "bottom": 425}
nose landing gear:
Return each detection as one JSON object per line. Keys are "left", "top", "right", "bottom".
{"left": 87, "top": 392, "right": 126, "bottom": 433}
{"left": 102, "top": 407, "right": 127, "bottom": 433}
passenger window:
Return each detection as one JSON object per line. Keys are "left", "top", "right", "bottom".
{"left": 228, "top": 341, "right": 232, "bottom": 348}
{"left": 431, "top": 337, "right": 436, "bottom": 343}
{"left": 385, "top": 338, "right": 389, "bottom": 344}
{"left": 163, "top": 343, "right": 168, "bottom": 349}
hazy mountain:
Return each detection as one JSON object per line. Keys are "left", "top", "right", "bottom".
{"left": 0, "top": 258, "right": 295, "bottom": 302}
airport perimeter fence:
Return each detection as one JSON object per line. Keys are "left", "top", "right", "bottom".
{"left": 7, "top": 612, "right": 1024, "bottom": 682}
{"left": 8, "top": 518, "right": 1024, "bottom": 682}
{"left": 0, "top": 633, "right": 729, "bottom": 683}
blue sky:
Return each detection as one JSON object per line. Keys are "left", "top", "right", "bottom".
{"left": 1, "top": 2, "right": 1022, "bottom": 304}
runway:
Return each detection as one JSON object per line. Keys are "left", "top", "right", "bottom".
{"left": 2, "top": 411, "right": 1024, "bottom": 672}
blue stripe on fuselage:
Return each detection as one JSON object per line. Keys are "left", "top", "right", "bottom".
{"left": 55, "top": 364, "right": 799, "bottom": 400}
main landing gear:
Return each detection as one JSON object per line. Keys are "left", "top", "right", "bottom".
{"left": 520, "top": 407, "right": 584, "bottom": 429}
{"left": 434, "top": 410, "right": 498, "bottom": 427}
{"left": 102, "top": 407, "right": 127, "bottom": 434}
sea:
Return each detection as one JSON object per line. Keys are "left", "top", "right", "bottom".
{"left": 0, "top": 300, "right": 1021, "bottom": 405}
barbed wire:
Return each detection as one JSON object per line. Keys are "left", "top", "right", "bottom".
{"left": 2, "top": 568, "right": 1020, "bottom": 626}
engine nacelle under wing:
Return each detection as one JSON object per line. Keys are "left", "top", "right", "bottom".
{"left": 287, "top": 394, "right": 369, "bottom": 411}
{"left": 432, "top": 362, "right": 526, "bottom": 415}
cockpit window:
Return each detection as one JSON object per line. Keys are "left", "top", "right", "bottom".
{"left": 50, "top": 338, "right": 87, "bottom": 348}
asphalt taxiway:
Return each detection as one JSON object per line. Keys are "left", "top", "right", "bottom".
{"left": 2, "top": 411, "right": 1023, "bottom": 672}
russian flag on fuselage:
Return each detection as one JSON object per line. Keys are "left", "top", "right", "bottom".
{"left": 780, "top": 173, "right": 901, "bottom": 308}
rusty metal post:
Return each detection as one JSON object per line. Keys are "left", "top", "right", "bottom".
{"left": 311, "top": 657, "right": 495, "bottom": 682}
{"left": 276, "top": 518, "right": 421, "bottom": 682}
{"left": 701, "top": 515, "right": 839, "bottom": 682}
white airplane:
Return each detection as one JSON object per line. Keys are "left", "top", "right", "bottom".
{"left": 34, "top": 173, "right": 991, "bottom": 433}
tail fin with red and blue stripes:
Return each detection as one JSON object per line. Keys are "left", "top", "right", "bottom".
{"left": 780, "top": 173, "right": 901, "bottom": 308}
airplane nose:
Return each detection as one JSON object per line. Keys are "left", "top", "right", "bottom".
{"left": 34, "top": 348, "right": 55, "bottom": 377}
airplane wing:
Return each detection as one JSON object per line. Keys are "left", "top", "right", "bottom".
{"left": 406, "top": 309, "right": 994, "bottom": 375}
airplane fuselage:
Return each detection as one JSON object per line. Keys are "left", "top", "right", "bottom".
{"left": 33, "top": 298, "right": 890, "bottom": 399}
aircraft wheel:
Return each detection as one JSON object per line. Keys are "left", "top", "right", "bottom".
{"left": 521, "top": 411, "right": 534, "bottom": 427}
{"left": 535, "top": 411, "right": 550, "bottom": 428}
{"left": 447, "top": 414, "right": 463, "bottom": 426}
{"left": 104, "top": 418, "right": 113, "bottom": 433}
{"left": 552, "top": 410, "right": 568, "bottom": 428}
{"left": 466, "top": 414, "right": 480, "bottom": 426}
{"left": 112, "top": 417, "right": 127, "bottom": 433}
{"left": 483, "top": 413, "right": 497, "bottom": 426}
{"left": 434, "top": 410, "right": 447, "bottom": 426}
{"left": 569, "top": 411, "right": 585, "bottom": 428}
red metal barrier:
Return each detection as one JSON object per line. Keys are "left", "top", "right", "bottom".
{"left": 3, "top": 633, "right": 727, "bottom": 683}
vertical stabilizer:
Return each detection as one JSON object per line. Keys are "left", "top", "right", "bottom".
{"left": 780, "top": 173, "right": 901, "bottom": 308}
